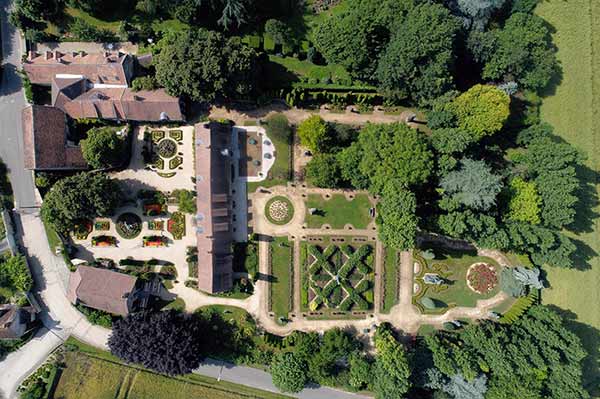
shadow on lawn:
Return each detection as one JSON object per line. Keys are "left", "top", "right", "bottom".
{"left": 547, "top": 305, "right": 600, "bottom": 398}
{"left": 568, "top": 164, "right": 600, "bottom": 236}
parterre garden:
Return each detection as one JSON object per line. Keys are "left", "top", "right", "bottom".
{"left": 412, "top": 248, "right": 503, "bottom": 314}
{"left": 142, "top": 129, "right": 185, "bottom": 178}
{"left": 300, "top": 236, "right": 375, "bottom": 317}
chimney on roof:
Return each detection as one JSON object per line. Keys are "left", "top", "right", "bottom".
{"left": 27, "top": 51, "right": 36, "bottom": 61}
{"left": 45, "top": 51, "right": 52, "bottom": 60}
{"left": 72, "top": 51, "right": 78, "bottom": 57}
{"left": 54, "top": 50, "right": 61, "bottom": 60}
{"left": 79, "top": 50, "right": 86, "bottom": 57}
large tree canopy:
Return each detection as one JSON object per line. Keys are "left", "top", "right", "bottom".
{"left": 41, "top": 173, "right": 121, "bottom": 233}
{"left": 373, "top": 328, "right": 411, "bottom": 399}
{"left": 312, "top": 0, "right": 413, "bottom": 80}
{"left": 478, "top": 13, "right": 558, "bottom": 90}
{"left": 449, "top": 84, "right": 511, "bottom": 139}
{"left": 376, "top": 3, "right": 461, "bottom": 105}
{"left": 425, "top": 306, "right": 589, "bottom": 399}
{"left": 357, "top": 123, "right": 433, "bottom": 194}
{"left": 270, "top": 352, "right": 308, "bottom": 393}
{"left": 80, "top": 126, "right": 126, "bottom": 169}
{"left": 440, "top": 158, "right": 503, "bottom": 211}
{"left": 109, "top": 310, "right": 205, "bottom": 375}
{"left": 155, "top": 28, "right": 257, "bottom": 102}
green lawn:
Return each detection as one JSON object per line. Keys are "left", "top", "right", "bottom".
{"left": 42, "top": 218, "right": 61, "bottom": 253}
{"left": 282, "top": 0, "right": 349, "bottom": 42}
{"left": 413, "top": 248, "right": 502, "bottom": 313}
{"left": 270, "top": 237, "right": 293, "bottom": 321}
{"left": 381, "top": 247, "right": 399, "bottom": 313}
{"left": 268, "top": 55, "right": 352, "bottom": 83}
{"left": 57, "top": 339, "right": 289, "bottom": 399}
{"left": 305, "top": 193, "right": 373, "bottom": 229}
{"left": 535, "top": 2, "right": 600, "bottom": 396}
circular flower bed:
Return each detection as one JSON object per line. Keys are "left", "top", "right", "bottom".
{"left": 157, "top": 138, "right": 177, "bottom": 158}
{"left": 116, "top": 212, "right": 142, "bottom": 239}
{"left": 466, "top": 263, "right": 498, "bottom": 294}
{"left": 265, "top": 196, "right": 294, "bottom": 225}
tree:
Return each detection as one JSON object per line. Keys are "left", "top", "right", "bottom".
{"left": 430, "top": 128, "right": 477, "bottom": 155}
{"left": 270, "top": 352, "right": 308, "bottom": 393}
{"left": 80, "top": 126, "right": 125, "bottom": 169}
{"left": 440, "top": 158, "right": 503, "bottom": 211}
{"left": 312, "top": 0, "right": 413, "bottom": 80}
{"left": 506, "top": 177, "right": 541, "bottom": 224}
{"left": 377, "top": 182, "right": 418, "bottom": 250}
{"left": 478, "top": 13, "right": 558, "bottom": 91}
{"left": 376, "top": 3, "right": 461, "bottom": 105}
{"left": 173, "top": 189, "right": 196, "bottom": 214}
{"left": 41, "top": 173, "right": 121, "bottom": 233}
{"left": 348, "top": 353, "right": 372, "bottom": 390}
{"left": 305, "top": 154, "right": 341, "bottom": 188}
{"left": 500, "top": 267, "right": 526, "bottom": 297}
{"left": 449, "top": 85, "right": 510, "bottom": 139}
{"left": 426, "top": 306, "right": 589, "bottom": 399}
{"left": 0, "top": 255, "right": 33, "bottom": 292}
{"left": 373, "top": 329, "right": 411, "bottom": 398}
{"left": 357, "top": 123, "right": 433, "bottom": 193}
{"left": 297, "top": 116, "right": 331, "bottom": 153}
{"left": 337, "top": 143, "right": 370, "bottom": 189}
{"left": 131, "top": 76, "right": 159, "bottom": 91}
{"left": 109, "top": 310, "right": 205, "bottom": 375}
{"left": 444, "top": 374, "right": 488, "bottom": 399}
{"left": 264, "top": 19, "right": 294, "bottom": 45}
{"left": 69, "top": 18, "right": 118, "bottom": 42}
{"left": 454, "top": 0, "right": 506, "bottom": 30}
{"left": 512, "top": 266, "right": 543, "bottom": 289}
{"left": 218, "top": 0, "right": 249, "bottom": 30}
{"left": 155, "top": 29, "right": 257, "bottom": 102}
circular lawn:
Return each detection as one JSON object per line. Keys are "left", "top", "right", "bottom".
{"left": 265, "top": 196, "right": 294, "bottom": 226}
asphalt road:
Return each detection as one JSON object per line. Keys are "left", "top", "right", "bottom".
{"left": 0, "top": 0, "right": 36, "bottom": 209}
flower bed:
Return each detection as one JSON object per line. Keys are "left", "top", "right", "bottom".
{"left": 157, "top": 138, "right": 177, "bottom": 158}
{"left": 116, "top": 213, "right": 142, "bottom": 239}
{"left": 169, "top": 129, "right": 183, "bottom": 141}
{"left": 169, "top": 156, "right": 183, "bottom": 170}
{"left": 92, "top": 235, "right": 117, "bottom": 247}
{"left": 143, "top": 203, "right": 165, "bottom": 216}
{"left": 94, "top": 220, "right": 110, "bottom": 231}
{"left": 167, "top": 212, "right": 186, "bottom": 239}
{"left": 148, "top": 220, "right": 164, "bottom": 230}
{"left": 157, "top": 171, "right": 176, "bottom": 178}
{"left": 265, "top": 196, "right": 294, "bottom": 225}
{"left": 154, "top": 157, "right": 164, "bottom": 169}
{"left": 143, "top": 235, "right": 167, "bottom": 247}
{"left": 467, "top": 263, "right": 498, "bottom": 294}
{"left": 151, "top": 130, "right": 165, "bottom": 143}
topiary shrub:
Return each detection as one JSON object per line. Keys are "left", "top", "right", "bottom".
{"left": 421, "top": 296, "right": 437, "bottom": 310}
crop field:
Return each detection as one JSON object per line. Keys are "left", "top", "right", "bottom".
{"left": 536, "top": 0, "right": 600, "bottom": 396}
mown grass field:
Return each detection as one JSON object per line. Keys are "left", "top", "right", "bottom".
{"left": 54, "top": 343, "right": 289, "bottom": 399}
{"left": 305, "top": 193, "right": 373, "bottom": 229}
{"left": 381, "top": 247, "right": 398, "bottom": 313}
{"left": 536, "top": 0, "right": 600, "bottom": 396}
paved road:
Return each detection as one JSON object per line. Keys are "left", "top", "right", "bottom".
{"left": 0, "top": 0, "right": 36, "bottom": 209}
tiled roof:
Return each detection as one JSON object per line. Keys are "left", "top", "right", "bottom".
{"left": 67, "top": 266, "right": 138, "bottom": 316}
{"left": 22, "top": 105, "right": 87, "bottom": 170}
{"left": 195, "top": 122, "right": 234, "bottom": 293}
{"left": 24, "top": 50, "right": 131, "bottom": 85}
{"left": 59, "top": 87, "right": 184, "bottom": 121}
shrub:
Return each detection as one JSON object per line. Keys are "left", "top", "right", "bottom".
{"left": 69, "top": 18, "right": 117, "bottom": 42}
{"left": 167, "top": 212, "right": 186, "bottom": 239}
{"left": 173, "top": 189, "right": 196, "bottom": 214}
{"left": 421, "top": 296, "right": 437, "bottom": 309}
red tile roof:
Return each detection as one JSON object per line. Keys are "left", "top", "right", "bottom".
{"left": 24, "top": 51, "right": 131, "bottom": 85}
{"left": 22, "top": 105, "right": 87, "bottom": 170}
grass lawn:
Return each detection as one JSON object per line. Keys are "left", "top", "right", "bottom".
{"left": 267, "top": 55, "right": 352, "bottom": 83}
{"left": 270, "top": 237, "right": 293, "bottom": 321}
{"left": 535, "top": 2, "right": 600, "bottom": 396}
{"left": 381, "top": 247, "right": 399, "bottom": 313}
{"left": 282, "top": 0, "right": 349, "bottom": 42}
{"left": 42, "top": 218, "right": 61, "bottom": 253}
{"left": 58, "top": 338, "right": 288, "bottom": 399}
{"left": 305, "top": 193, "right": 373, "bottom": 229}
{"left": 413, "top": 248, "right": 501, "bottom": 313}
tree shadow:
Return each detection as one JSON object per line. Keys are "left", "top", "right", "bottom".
{"left": 568, "top": 164, "right": 600, "bottom": 235}
{"left": 569, "top": 238, "right": 596, "bottom": 271}
{"left": 538, "top": 19, "right": 564, "bottom": 99}
{"left": 546, "top": 305, "right": 600, "bottom": 398}
{"left": 0, "top": 63, "right": 24, "bottom": 96}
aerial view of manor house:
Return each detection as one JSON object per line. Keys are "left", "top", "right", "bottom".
{"left": 0, "top": 0, "right": 598, "bottom": 398}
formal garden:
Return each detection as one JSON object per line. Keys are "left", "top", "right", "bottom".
{"left": 300, "top": 236, "right": 375, "bottom": 318}
{"left": 142, "top": 129, "right": 185, "bottom": 178}
{"left": 412, "top": 248, "right": 503, "bottom": 314}
{"left": 265, "top": 196, "right": 294, "bottom": 226}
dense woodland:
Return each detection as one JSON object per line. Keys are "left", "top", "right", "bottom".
{"left": 14, "top": 0, "right": 593, "bottom": 398}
